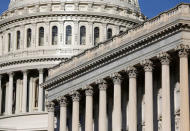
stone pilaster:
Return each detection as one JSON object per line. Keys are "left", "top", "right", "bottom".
{"left": 141, "top": 59, "right": 154, "bottom": 131}
{"left": 158, "top": 52, "right": 171, "bottom": 131}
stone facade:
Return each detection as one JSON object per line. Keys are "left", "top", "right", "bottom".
{"left": 43, "top": 3, "right": 190, "bottom": 131}
{"left": 0, "top": 0, "right": 143, "bottom": 130}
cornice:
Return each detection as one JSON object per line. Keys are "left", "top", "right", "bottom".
{"left": 0, "top": 57, "right": 66, "bottom": 68}
{"left": 0, "top": 11, "right": 141, "bottom": 29}
{"left": 43, "top": 20, "right": 189, "bottom": 90}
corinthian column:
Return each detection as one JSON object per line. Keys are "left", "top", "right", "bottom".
{"left": 38, "top": 69, "right": 44, "bottom": 112}
{"left": 22, "top": 70, "right": 28, "bottom": 113}
{"left": 176, "top": 44, "right": 190, "bottom": 131}
{"left": 111, "top": 73, "right": 122, "bottom": 131}
{"left": 59, "top": 96, "right": 67, "bottom": 131}
{"left": 85, "top": 86, "right": 93, "bottom": 131}
{"left": 98, "top": 79, "right": 108, "bottom": 131}
{"left": 72, "top": 91, "right": 80, "bottom": 131}
{"left": 127, "top": 66, "right": 137, "bottom": 131}
{"left": 7, "top": 72, "right": 14, "bottom": 115}
{"left": 141, "top": 59, "right": 154, "bottom": 131}
{"left": 158, "top": 52, "right": 171, "bottom": 131}
{"left": 47, "top": 102, "right": 55, "bottom": 131}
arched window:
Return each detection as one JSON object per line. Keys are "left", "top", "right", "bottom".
{"left": 39, "top": 27, "right": 44, "bottom": 46}
{"left": 16, "top": 31, "right": 21, "bottom": 49}
{"left": 66, "top": 25, "right": 72, "bottom": 45}
{"left": 107, "top": 28, "right": 112, "bottom": 39}
{"left": 27, "top": 28, "right": 32, "bottom": 48}
{"left": 80, "top": 26, "right": 86, "bottom": 45}
{"left": 8, "top": 33, "right": 11, "bottom": 52}
{"left": 52, "top": 26, "right": 58, "bottom": 45}
{"left": 94, "top": 27, "right": 100, "bottom": 45}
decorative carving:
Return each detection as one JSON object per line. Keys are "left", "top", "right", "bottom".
{"left": 110, "top": 72, "right": 122, "bottom": 85}
{"left": 57, "top": 96, "right": 67, "bottom": 107}
{"left": 157, "top": 52, "right": 170, "bottom": 65}
{"left": 96, "top": 79, "right": 108, "bottom": 90}
{"left": 71, "top": 91, "right": 80, "bottom": 102}
{"left": 126, "top": 66, "right": 137, "bottom": 78}
{"left": 175, "top": 44, "right": 190, "bottom": 58}
{"left": 46, "top": 101, "right": 55, "bottom": 112}
{"left": 85, "top": 86, "right": 93, "bottom": 96}
{"left": 141, "top": 59, "right": 153, "bottom": 72}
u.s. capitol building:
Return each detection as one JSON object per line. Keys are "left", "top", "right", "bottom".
{"left": 0, "top": 0, "right": 190, "bottom": 131}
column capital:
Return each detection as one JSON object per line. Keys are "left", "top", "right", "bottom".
{"left": 57, "top": 96, "right": 67, "bottom": 107}
{"left": 38, "top": 68, "right": 44, "bottom": 74}
{"left": 141, "top": 59, "right": 153, "bottom": 72}
{"left": 126, "top": 66, "right": 137, "bottom": 78}
{"left": 157, "top": 52, "right": 170, "bottom": 65}
{"left": 110, "top": 72, "right": 122, "bottom": 85}
{"left": 8, "top": 72, "right": 14, "bottom": 76}
{"left": 22, "top": 69, "right": 28, "bottom": 74}
{"left": 71, "top": 91, "right": 80, "bottom": 102}
{"left": 96, "top": 79, "right": 108, "bottom": 90}
{"left": 85, "top": 86, "right": 93, "bottom": 96}
{"left": 46, "top": 101, "right": 55, "bottom": 112}
{"left": 175, "top": 44, "right": 190, "bottom": 58}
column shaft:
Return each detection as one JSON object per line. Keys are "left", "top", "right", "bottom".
{"left": 112, "top": 73, "right": 122, "bottom": 131}
{"left": 98, "top": 80, "right": 108, "bottom": 131}
{"left": 179, "top": 51, "right": 190, "bottom": 131}
{"left": 7, "top": 72, "right": 13, "bottom": 115}
{"left": 72, "top": 92, "right": 80, "bottom": 131}
{"left": 38, "top": 69, "right": 44, "bottom": 112}
{"left": 85, "top": 88, "right": 93, "bottom": 131}
{"left": 60, "top": 97, "right": 67, "bottom": 131}
{"left": 47, "top": 102, "right": 55, "bottom": 131}
{"left": 22, "top": 71, "right": 28, "bottom": 113}
{"left": 15, "top": 79, "right": 21, "bottom": 114}
{"left": 127, "top": 67, "right": 137, "bottom": 131}
{"left": 158, "top": 52, "right": 171, "bottom": 131}
{"left": 141, "top": 60, "right": 154, "bottom": 131}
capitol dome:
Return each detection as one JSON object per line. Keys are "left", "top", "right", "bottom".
{"left": 0, "top": 0, "right": 144, "bottom": 130}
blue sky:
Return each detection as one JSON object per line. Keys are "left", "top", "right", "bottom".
{"left": 0, "top": 0, "right": 189, "bottom": 18}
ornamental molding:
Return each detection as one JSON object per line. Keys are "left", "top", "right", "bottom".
{"left": 0, "top": 11, "right": 140, "bottom": 30}
{"left": 42, "top": 4, "right": 190, "bottom": 90}
{"left": 0, "top": 57, "right": 65, "bottom": 68}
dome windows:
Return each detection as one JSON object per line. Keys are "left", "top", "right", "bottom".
{"left": 94, "top": 27, "right": 100, "bottom": 45}
{"left": 16, "top": 31, "right": 21, "bottom": 50}
{"left": 107, "top": 28, "right": 112, "bottom": 40}
{"left": 39, "top": 27, "right": 44, "bottom": 46}
{"left": 27, "top": 28, "right": 32, "bottom": 48}
{"left": 80, "top": 26, "right": 86, "bottom": 45}
{"left": 66, "top": 25, "right": 72, "bottom": 45}
{"left": 8, "top": 33, "right": 11, "bottom": 52}
{"left": 52, "top": 26, "right": 58, "bottom": 45}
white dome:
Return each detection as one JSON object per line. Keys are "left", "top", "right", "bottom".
{"left": 9, "top": 0, "right": 140, "bottom": 11}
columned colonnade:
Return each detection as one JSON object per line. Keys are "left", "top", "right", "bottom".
{"left": 0, "top": 68, "right": 47, "bottom": 115}
{"left": 47, "top": 44, "right": 190, "bottom": 131}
